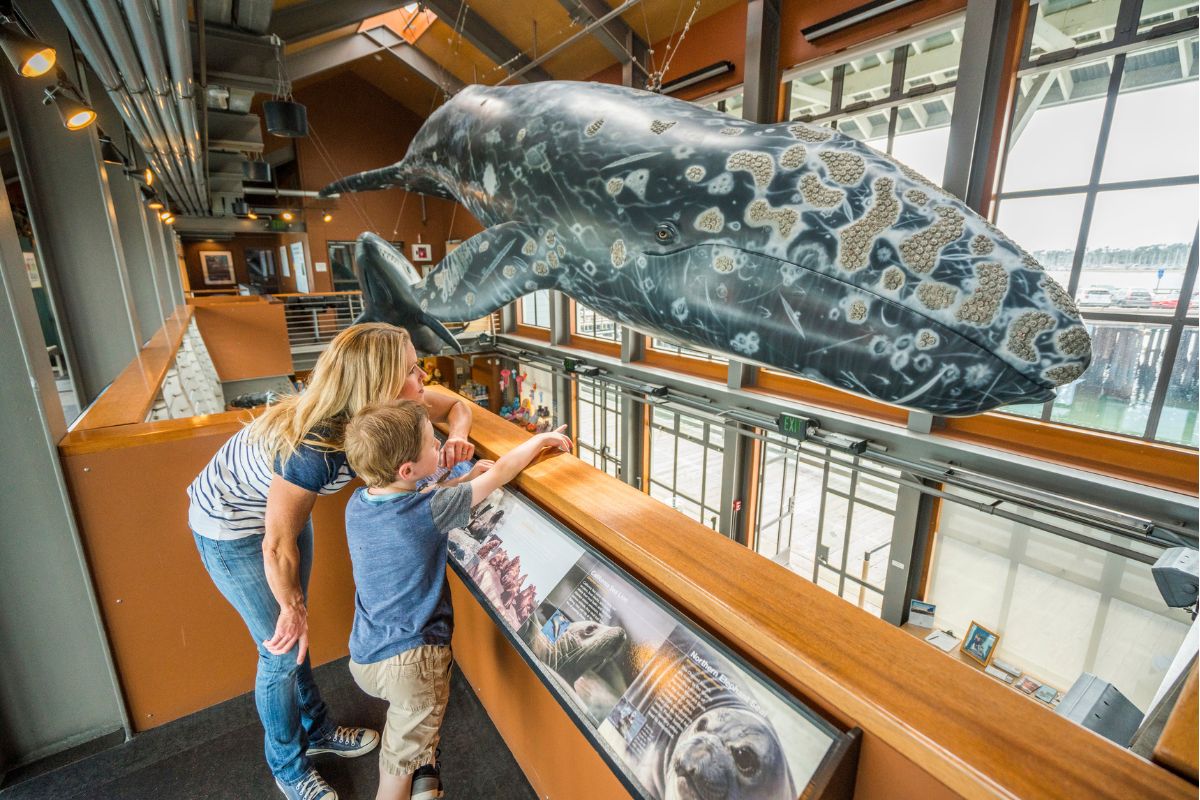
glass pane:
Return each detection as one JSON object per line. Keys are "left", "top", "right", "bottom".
{"left": 1048, "top": 321, "right": 1170, "bottom": 437}
{"left": 519, "top": 289, "right": 550, "bottom": 328}
{"left": 1157, "top": 326, "right": 1198, "bottom": 447}
{"left": 841, "top": 46, "right": 897, "bottom": 106}
{"left": 649, "top": 338, "right": 728, "bottom": 363}
{"left": 574, "top": 303, "right": 620, "bottom": 342}
{"left": 1077, "top": 187, "right": 1197, "bottom": 313}
{"left": 1138, "top": 2, "right": 1199, "bottom": 34}
{"left": 993, "top": 192, "right": 1085, "bottom": 289}
{"left": 574, "top": 379, "right": 621, "bottom": 479}
{"left": 890, "top": 95, "right": 954, "bottom": 187}
{"left": 838, "top": 109, "right": 890, "bottom": 148}
{"left": 1002, "top": 67, "right": 1107, "bottom": 191}
{"left": 1029, "top": 0, "right": 1121, "bottom": 60}
{"left": 902, "top": 25, "right": 963, "bottom": 92}
{"left": 1101, "top": 37, "right": 1199, "bottom": 183}
{"left": 723, "top": 92, "right": 744, "bottom": 119}
{"left": 789, "top": 71, "right": 833, "bottom": 119}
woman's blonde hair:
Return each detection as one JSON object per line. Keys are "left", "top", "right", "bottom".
{"left": 249, "top": 322, "right": 413, "bottom": 464}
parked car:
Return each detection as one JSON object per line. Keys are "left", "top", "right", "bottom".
{"left": 1115, "top": 288, "right": 1153, "bottom": 308}
{"left": 1078, "top": 287, "right": 1114, "bottom": 308}
{"left": 1151, "top": 289, "right": 1180, "bottom": 310}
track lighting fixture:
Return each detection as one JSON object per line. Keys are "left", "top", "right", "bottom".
{"left": 43, "top": 75, "right": 96, "bottom": 131}
{"left": 140, "top": 186, "right": 163, "bottom": 209}
{"left": 158, "top": 210, "right": 172, "bottom": 221}
{"left": 163, "top": 214, "right": 176, "bottom": 225}
{"left": 98, "top": 134, "right": 127, "bottom": 166}
{"left": 281, "top": 210, "right": 294, "bottom": 222}
{"left": 0, "top": 15, "right": 55, "bottom": 78}
{"left": 247, "top": 211, "right": 258, "bottom": 220}
{"left": 322, "top": 212, "right": 332, "bottom": 223}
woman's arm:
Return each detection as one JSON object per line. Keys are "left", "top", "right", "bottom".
{"left": 262, "top": 476, "right": 319, "bottom": 664}
{"left": 425, "top": 390, "right": 475, "bottom": 466}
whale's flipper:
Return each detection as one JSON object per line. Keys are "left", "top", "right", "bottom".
{"left": 420, "top": 221, "right": 563, "bottom": 320}
{"left": 354, "top": 233, "right": 462, "bottom": 354}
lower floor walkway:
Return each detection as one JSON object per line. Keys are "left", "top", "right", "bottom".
{"left": 0, "top": 658, "right": 536, "bottom": 799}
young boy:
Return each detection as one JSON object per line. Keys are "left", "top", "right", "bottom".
{"left": 342, "top": 401, "right": 571, "bottom": 800}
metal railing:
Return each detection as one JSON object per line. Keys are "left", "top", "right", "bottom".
{"left": 276, "top": 292, "right": 365, "bottom": 353}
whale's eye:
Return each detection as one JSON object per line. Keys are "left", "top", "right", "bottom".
{"left": 731, "top": 745, "right": 760, "bottom": 776}
{"left": 654, "top": 222, "right": 678, "bottom": 243}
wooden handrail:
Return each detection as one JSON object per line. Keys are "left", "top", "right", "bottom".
{"left": 70, "top": 306, "right": 195, "bottom": 432}
{"left": 270, "top": 290, "right": 363, "bottom": 298}
{"left": 426, "top": 384, "right": 1192, "bottom": 800}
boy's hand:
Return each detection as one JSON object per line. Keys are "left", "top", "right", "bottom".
{"left": 467, "top": 459, "right": 495, "bottom": 480}
{"left": 537, "top": 426, "right": 573, "bottom": 454}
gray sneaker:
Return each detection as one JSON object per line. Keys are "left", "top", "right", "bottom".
{"left": 308, "top": 725, "right": 380, "bottom": 758}
{"left": 275, "top": 768, "right": 338, "bottom": 800}
{"left": 411, "top": 762, "right": 443, "bottom": 800}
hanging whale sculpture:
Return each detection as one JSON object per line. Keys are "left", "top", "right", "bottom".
{"left": 321, "top": 81, "right": 1091, "bottom": 416}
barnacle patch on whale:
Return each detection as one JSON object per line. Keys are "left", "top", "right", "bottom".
{"left": 1006, "top": 312, "right": 1054, "bottom": 361}
{"left": 879, "top": 266, "right": 906, "bottom": 292}
{"left": 694, "top": 207, "right": 725, "bottom": 233}
{"left": 838, "top": 178, "right": 900, "bottom": 272}
{"left": 685, "top": 165, "right": 706, "bottom": 182}
{"left": 905, "top": 189, "right": 930, "bottom": 205}
{"left": 956, "top": 263, "right": 1008, "bottom": 326}
{"left": 606, "top": 177, "right": 624, "bottom": 195}
{"left": 611, "top": 239, "right": 627, "bottom": 268}
{"left": 900, "top": 206, "right": 966, "bottom": 274}
{"left": 585, "top": 119, "right": 604, "bottom": 137}
{"left": 847, "top": 298, "right": 869, "bottom": 323}
{"left": 916, "top": 281, "right": 958, "bottom": 310}
{"left": 1056, "top": 326, "right": 1091, "bottom": 358}
{"left": 916, "top": 329, "right": 940, "bottom": 350}
{"left": 779, "top": 144, "right": 807, "bottom": 169}
{"left": 818, "top": 151, "right": 866, "bottom": 184}
{"left": 970, "top": 234, "right": 994, "bottom": 255}
{"left": 745, "top": 200, "right": 800, "bottom": 239}
{"left": 1045, "top": 364, "right": 1084, "bottom": 385}
{"left": 800, "top": 173, "right": 844, "bottom": 208}
{"left": 787, "top": 123, "right": 832, "bottom": 142}
{"left": 726, "top": 150, "right": 775, "bottom": 188}
{"left": 1042, "top": 277, "right": 1079, "bottom": 317}
{"left": 521, "top": 239, "right": 538, "bottom": 256}
{"left": 650, "top": 119, "right": 676, "bottom": 135}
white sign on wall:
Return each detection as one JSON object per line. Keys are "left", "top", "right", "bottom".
{"left": 279, "top": 245, "right": 290, "bottom": 278}
{"left": 291, "top": 241, "right": 309, "bottom": 293}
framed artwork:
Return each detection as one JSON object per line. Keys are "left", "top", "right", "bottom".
{"left": 411, "top": 242, "right": 433, "bottom": 262}
{"left": 1014, "top": 675, "right": 1041, "bottom": 695}
{"left": 961, "top": 621, "right": 1000, "bottom": 667}
{"left": 200, "top": 250, "right": 235, "bottom": 285}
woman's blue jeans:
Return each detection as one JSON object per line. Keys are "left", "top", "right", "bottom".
{"left": 193, "top": 523, "right": 335, "bottom": 783}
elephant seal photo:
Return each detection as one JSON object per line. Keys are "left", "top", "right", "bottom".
{"left": 663, "top": 706, "right": 795, "bottom": 800}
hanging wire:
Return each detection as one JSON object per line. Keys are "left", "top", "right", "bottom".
{"left": 645, "top": 0, "right": 701, "bottom": 92}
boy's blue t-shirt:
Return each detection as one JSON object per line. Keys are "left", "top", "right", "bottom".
{"left": 345, "top": 482, "right": 473, "bottom": 664}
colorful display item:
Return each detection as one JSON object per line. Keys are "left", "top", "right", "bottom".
{"left": 325, "top": 81, "right": 1092, "bottom": 416}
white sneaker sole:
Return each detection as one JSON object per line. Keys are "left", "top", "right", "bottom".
{"left": 275, "top": 777, "right": 340, "bottom": 800}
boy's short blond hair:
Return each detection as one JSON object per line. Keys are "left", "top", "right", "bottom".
{"left": 344, "top": 401, "right": 429, "bottom": 487}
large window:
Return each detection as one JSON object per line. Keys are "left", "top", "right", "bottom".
{"left": 926, "top": 492, "right": 1192, "bottom": 710}
{"left": 993, "top": 22, "right": 1199, "bottom": 446}
{"left": 752, "top": 432, "right": 900, "bottom": 618}
{"left": 783, "top": 19, "right": 963, "bottom": 187}
{"left": 646, "top": 406, "right": 724, "bottom": 529}
{"left": 573, "top": 302, "right": 620, "bottom": 343}
{"left": 518, "top": 290, "right": 551, "bottom": 329}
{"left": 574, "top": 376, "right": 622, "bottom": 479}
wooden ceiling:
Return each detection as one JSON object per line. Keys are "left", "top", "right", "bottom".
{"left": 282, "top": 0, "right": 741, "bottom": 117}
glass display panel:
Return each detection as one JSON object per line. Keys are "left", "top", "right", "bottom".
{"left": 1076, "top": 187, "right": 1197, "bottom": 312}
{"left": 1157, "top": 326, "right": 1199, "bottom": 447}
{"left": 1100, "top": 37, "right": 1199, "bottom": 183}
{"left": 1048, "top": 321, "right": 1171, "bottom": 437}
{"left": 447, "top": 483, "right": 850, "bottom": 799}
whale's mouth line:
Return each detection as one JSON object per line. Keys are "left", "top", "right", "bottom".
{"left": 640, "top": 242, "right": 1057, "bottom": 394}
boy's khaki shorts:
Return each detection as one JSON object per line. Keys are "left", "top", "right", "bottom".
{"left": 349, "top": 644, "right": 452, "bottom": 775}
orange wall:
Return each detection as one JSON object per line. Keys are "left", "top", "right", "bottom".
{"left": 588, "top": 0, "right": 966, "bottom": 104}
{"left": 293, "top": 72, "right": 466, "bottom": 282}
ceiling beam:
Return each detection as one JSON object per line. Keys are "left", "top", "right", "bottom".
{"left": 271, "top": 0, "right": 405, "bottom": 43}
{"left": 555, "top": 0, "right": 646, "bottom": 67}
{"left": 420, "top": 0, "right": 552, "bottom": 82}
{"left": 362, "top": 27, "right": 467, "bottom": 95}
{"left": 287, "top": 34, "right": 382, "bottom": 82}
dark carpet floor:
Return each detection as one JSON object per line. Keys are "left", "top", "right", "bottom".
{"left": 0, "top": 658, "right": 536, "bottom": 800}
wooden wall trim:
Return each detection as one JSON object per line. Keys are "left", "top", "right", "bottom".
{"left": 70, "top": 306, "right": 195, "bottom": 432}
{"left": 427, "top": 385, "right": 1192, "bottom": 800}
{"left": 936, "top": 413, "right": 1199, "bottom": 495}
{"left": 59, "top": 410, "right": 256, "bottom": 456}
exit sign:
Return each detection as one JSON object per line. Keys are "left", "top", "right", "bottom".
{"left": 777, "top": 413, "right": 810, "bottom": 440}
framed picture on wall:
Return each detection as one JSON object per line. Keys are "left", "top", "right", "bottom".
{"left": 411, "top": 242, "right": 432, "bottom": 262}
{"left": 201, "top": 250, "right": 236, "bottom": 285}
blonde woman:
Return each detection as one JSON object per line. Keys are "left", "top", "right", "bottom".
{"left": 187, "top": 323, "right": 473, "bottom": 800}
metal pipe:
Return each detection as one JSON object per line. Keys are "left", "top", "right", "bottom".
{"left": 162, "top": 0, "right": 206, "bottom": 211}
{"left": 242, "top": 188, "right": 339, "bottom": 198}
{"left": 496, "top": 0, "right": 645, "bottom": 85}
{"left": 49, "top": 0, "right": 196, "bottom": 214}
